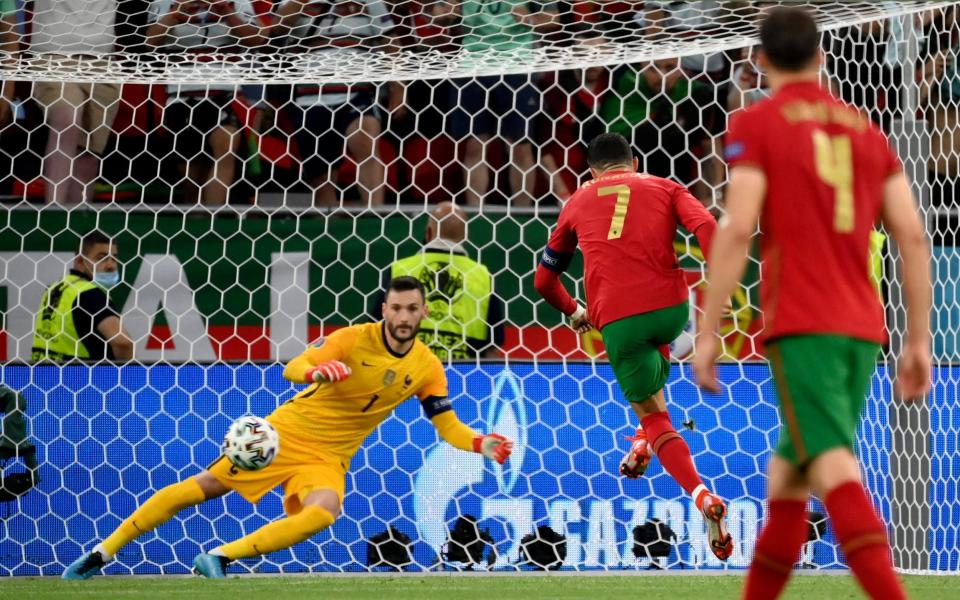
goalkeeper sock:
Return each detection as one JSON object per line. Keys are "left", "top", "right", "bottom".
{"left": 640, "top": 411, "right": 703, "bottom": 495}
{"left": 101, "top": 478, "right": 206, "bottom": 558}
{"left": 216, "top": 505, "right": 335, "bottom": 560}
{"left": 743, "top": 499, "right": 807, "bottom": 600}
{"left": 824, "top": 481, "right": 906, "bottom": 600}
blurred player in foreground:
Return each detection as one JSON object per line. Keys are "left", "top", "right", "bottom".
{"left": 63, "top": 276, "right": 513, "bottom": 579}
{"left": 534, "top": 132, "right": 733, "bottom": 561}
{"left": 694, "top": 7, "right": 930, "bottom": 600}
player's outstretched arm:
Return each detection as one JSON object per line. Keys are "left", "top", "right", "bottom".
{"left": 694, "top": 166, "right": 766, "bottom": 392}
{"left": 881, "top": 172, "right": 932, "bottom": 400}
{"left": 282, "top": 331, "right": 353, "bottom": 384}
{"left": 424, "top": 402, "right": 514, "bottom": 464}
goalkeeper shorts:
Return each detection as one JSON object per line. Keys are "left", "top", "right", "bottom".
{"left": 207, "top": 438, "right": 348, "bottom": 516}
{"left": 601, "top": 301, "right": 689, "bottom": 403}
{"left": 767, "top": 334, "right": 880, "bottom": 467}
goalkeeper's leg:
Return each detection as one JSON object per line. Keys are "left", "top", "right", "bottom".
{"left": 194, "top": 488, "right": 338, "bottom": 578}
{"left": 62, "top": 473, "right": 226, "bottom": 580}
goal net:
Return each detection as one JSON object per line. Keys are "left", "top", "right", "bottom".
{"left": 0, "top": 0, "right": 956, "bottom": 575}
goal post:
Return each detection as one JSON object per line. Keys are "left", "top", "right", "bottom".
{"left": 0, "top": 0, "right": 956, "bottom": 575}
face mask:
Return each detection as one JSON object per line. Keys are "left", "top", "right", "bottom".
{"left": 94, "top": 271, "right": 120, "bottom": 289}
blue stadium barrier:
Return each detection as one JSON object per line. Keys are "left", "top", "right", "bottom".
{"left": 0, "top": 363, "right": 955, "bottom": 574}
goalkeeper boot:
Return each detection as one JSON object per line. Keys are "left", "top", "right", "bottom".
{"left": 62, "top": 550, "right": 105, "bottom": 580}
{"left": 697, "top": 490, "right": 734, "bottom": 561}
{"left": 620, "top": 428, "right": 653, "bottom": 478}
{"left": 193, "top": 552, "right": 231, "bottom": 579}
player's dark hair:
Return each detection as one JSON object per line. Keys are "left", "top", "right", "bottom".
{"left": 760, "top": 6, "right": 819, "bottom": 72}
{"left": 80, "top": 230, "right": 113, "bottom": 255}
{"left": 587, "top": 133, "right": 633, "bottom": 171}
{"left": 386, "top": 276, "right": 425, "bottom": 301}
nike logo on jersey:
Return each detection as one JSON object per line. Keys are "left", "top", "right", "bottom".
{"left": 362, "top": 360, "right": 376, "bottom": 367}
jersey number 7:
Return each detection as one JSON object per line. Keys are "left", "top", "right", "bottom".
{"left": 600, "top": 184, "right": 632, "bottom": 240}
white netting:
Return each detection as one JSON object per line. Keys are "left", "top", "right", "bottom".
{"left": 0, "top": 0, "right": 956, "bottom": 577}
{"left": 0, "top": 1, "right": 953, "bottom": 83}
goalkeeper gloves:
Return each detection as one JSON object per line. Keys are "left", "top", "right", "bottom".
{"left": 472, "top": 433, "right": 513, "bottom": 464}
{"left": 305, "top": 360, "right": 351, "bottom": 383}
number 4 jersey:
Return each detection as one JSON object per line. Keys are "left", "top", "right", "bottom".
{"left": 725, "top": 81, "right": 902, "bottom": 344}
{"left": 541, "top": 170, "right": 716, "bottom": 330}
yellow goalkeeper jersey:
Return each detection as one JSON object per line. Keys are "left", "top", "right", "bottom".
{"left": 268, "top": 322, "right": 449, "bottom": 465}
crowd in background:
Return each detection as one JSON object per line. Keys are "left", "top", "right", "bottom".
{"left": 0, "top": 1, "right": 957, "bottom": 208}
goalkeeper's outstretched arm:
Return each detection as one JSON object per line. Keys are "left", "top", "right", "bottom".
{"left": 423, "top": 399, "right": 513, "bottom": 464}
{"left": 283, "top": 329, "right": 354, "bottom": 384}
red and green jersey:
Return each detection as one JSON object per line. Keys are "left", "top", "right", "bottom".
{"left": 535, "top": 170, "right": 716, "bottom": 330}
{"left": 725, "top": 81, "right": 902, "bottom": 344}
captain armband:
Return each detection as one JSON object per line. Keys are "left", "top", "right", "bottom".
{"left": 421, "top": 395, "right": 452, "bottom": 418}
{"left": 540, "top": 246, "right": 573, "bottom": 273}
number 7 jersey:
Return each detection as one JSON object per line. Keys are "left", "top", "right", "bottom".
{"left": 544, "top": 170, "right": 716, "bottom": 330}
{"left": 725, "top": 81, "right": 902, "bottom": 344}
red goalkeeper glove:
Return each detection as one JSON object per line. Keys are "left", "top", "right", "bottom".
{"left": 472, "top": 433, "right": 513, "bottom": 464}
{"left": 305, "top": 360, "right": 351, "bottom": 383}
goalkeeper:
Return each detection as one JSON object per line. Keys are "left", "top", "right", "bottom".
{"left": 63, "top": 276, "right": 513, "bottom": 579}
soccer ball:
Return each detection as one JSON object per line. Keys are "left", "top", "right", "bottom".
{"left": 223, "top": 415, "right": 279, "bottom": 471}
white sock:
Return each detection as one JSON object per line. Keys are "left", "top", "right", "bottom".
{"left": 208, "top": 547, "right": 226, "bottom": 557}
{"left": 92, "top": 543, "right": 112, "bottom": 562}
{"left": 692, "top": 484, "right": 709, "bottom": 505}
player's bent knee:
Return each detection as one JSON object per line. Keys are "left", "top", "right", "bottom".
{"left": 193, "top": 471, "right": 231, "bottom": 500}
{"left": 629, "top": 391, "right": 667, "bottom": 418}
{"left": 805, "top": 447, "right": 862, "bottom": 498}
{"left": 765, "top": 455, "right": 810, "bottom": 501}
{"left": 301, "top": 488, "right": 342, "bottom": 520}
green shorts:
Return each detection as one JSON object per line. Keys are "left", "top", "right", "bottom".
{"left": 767, "top": 335, "right": 880, "bottom": 467}
{"left": 601, "top": 301, "right": 689, "bottom": 403}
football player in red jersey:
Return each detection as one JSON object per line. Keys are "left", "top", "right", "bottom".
{"left": 534, "top": 132, "right": 734, "bottom": 561}
{"left": 695, "top": 7, "right": 930, "bottom": 599}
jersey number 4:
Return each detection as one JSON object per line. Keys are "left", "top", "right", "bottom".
{"left": 600, "top": 184, "right": 632, "bottom": 240}
{"left": 812, "top": 131, "right": 855, "bottom": 233}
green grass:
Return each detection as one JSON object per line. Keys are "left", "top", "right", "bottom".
{"left": 1, "top": 574, "right": 957, "bottom": 600}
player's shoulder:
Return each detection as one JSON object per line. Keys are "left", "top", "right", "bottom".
{"left": 633, "top": 172, "right": 681, "bottom": 192}
{"left": 411, "top": 338, "right": 442, "bottom": 364}
{"left": 405, "top": 339, "right": 446, "bottom": 373}
{"left": 729, "top": 95, "right": 776, "bottom": 130}
{"left": 308, "top": 322, "right": 370, "bottom": 349}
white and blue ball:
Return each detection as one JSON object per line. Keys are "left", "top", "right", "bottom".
{"left": 223, "top": 415, "right": 279, "bottom": 471}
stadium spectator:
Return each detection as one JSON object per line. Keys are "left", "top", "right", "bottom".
{"left": 0, "top": 0, "right": 17, "bottom": 129}
{"left": 273, "top": 0, "right": 393, "bottom": 207}
{"left": 147, "top": 0, "right": 266, "bottom": 206}
{"left": 727, "top": 46, "right": 769, "bottom": 113}
{"left": 601, "top": 56, "right": 722, "bottom": 202}
{"left": 382, "top": 1, "right": 460, "bottom": 204}
{"left": 32, "top": 231, "right": 134, "bottom": 363}
{"left": 369, "top": 201, "right": 504, "bottom": 361}
{"left": 828, "top": 20, "right": 903, "bottom": 132}
{"left": 634, "top": 1, "right": 727, "bottom": 78}
{"left": 390, "top": 0, "right": 459, "bottom": 52}
{"left": 30, "top": 0, "right": 121, "bottom": 205}
{"left": 446, "top": 0, "right": 558, "bottom": 206}
{"left": 909, "top": 7, "right": 958, "bottom": 210}
{"left": 538, "top": 33, "right": 609, "bottom": 200}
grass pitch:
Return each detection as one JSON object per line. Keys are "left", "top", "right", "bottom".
{"left": 1, "top": 573, "right": 957, "bottom": 600}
